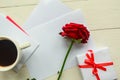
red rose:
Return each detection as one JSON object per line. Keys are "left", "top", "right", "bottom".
{"left": 58, "top": 22, "right": 90, "bottom": 80}
{"left": 60, "top": 22, "right": 90, "bottom": 43}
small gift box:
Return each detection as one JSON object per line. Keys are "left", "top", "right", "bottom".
{"left": 76, "top": 48, "right": 117, "bottom": 80}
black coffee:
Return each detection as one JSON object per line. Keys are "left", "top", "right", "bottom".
{"left": 0, "top": 40, "right": 17, "bottom": 66}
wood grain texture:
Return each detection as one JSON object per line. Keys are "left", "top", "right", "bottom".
{"left": 0, "top": 0, "right": 38, "bottom": 8}
{"left": 0, "top": 0, "right": 120, "bottom": 30}
{"left": 0, "top": 0, "right": 119, "bottom": 80}
{"left": 64, "top": 0, "right": 120, "bottom": 30}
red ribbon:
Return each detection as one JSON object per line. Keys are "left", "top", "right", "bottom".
{"left": 78, "top": 50, "right": 113, "bottom": 80}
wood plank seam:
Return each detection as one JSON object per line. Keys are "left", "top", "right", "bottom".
{"left": 90, "top": 27, "right": 120, "bottom": 31}
{"left": 0, "top": 0, "right": 87, "bottom": 8}
{"left": 0, "top": 4, "right": 37, "bottom": 9}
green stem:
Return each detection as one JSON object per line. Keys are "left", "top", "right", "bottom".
{"left": 57, "top": 40, "right": 74, "bottom": 80}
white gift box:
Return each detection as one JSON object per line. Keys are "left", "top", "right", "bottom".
{"left": 76, "top": 47, "right": 117, "bottom": 80}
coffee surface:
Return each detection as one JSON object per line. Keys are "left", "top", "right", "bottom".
{"left": 0, "top": 40, "right": 17, "bottom": 66}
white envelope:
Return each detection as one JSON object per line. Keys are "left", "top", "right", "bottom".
{"left": 23, "top": 0, "right": 71, "bottom": 29}
{"left": 0, "top": 14, "right": 39, "bottom": 72}
{"left": 26, "top": 9, "right": 95, "bottom": 79}
{"left": 76, "top": 47, "right": 117, "bottom": 80}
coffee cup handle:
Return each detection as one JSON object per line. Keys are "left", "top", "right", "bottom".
{"left": 19, "top": 42, "right": 30, "bottom": 49}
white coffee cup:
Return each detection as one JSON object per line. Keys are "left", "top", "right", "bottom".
{"left": 0, "top": 36, "right": 30, "bottom": 71}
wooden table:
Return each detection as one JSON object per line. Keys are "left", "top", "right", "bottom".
{"left": 0, "top": 0, "right": 120, "bottom": 80}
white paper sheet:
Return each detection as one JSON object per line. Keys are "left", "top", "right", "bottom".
{"left": 23, "top": 0, "right": 71, "bottom": 29}
{"left": 26, "top": 10, "right": 95, "bottom": 79}
{"left": 0, "top": 14, "right": 39, "bottom": 72}
{"left": 76, "top": 47, "right": 117, "bottom": 80}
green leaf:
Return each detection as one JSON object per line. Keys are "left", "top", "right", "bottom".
{"left": 74, "top": 39, "right": 82, "bottom": 43}
{"left": 31, "top": 78, "right": 36, "bottom": 80}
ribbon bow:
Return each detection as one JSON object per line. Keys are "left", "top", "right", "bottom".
{"left": 78, "top": 50, "right": 113, "bottom": 80}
